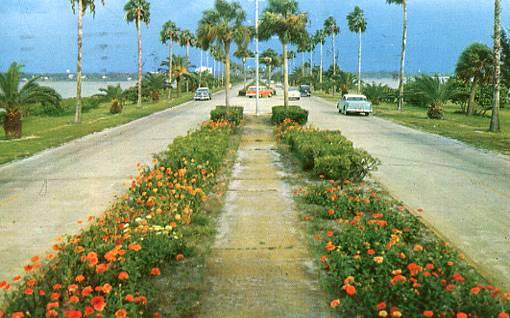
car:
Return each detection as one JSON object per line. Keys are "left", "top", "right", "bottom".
{"left": 245, "top": 86, "right": 272, "bottom": 98}
{"left": 299, "top": 84, "right": 311, "bottom": 97}
{"left": 337, "top": 94, "right": 372, "bottom": 116}
{"left": 194, "top": 87, "right": 211, "bottom": 101}
{"left": 288, "top": 87, "right": 301, "bottom": 100}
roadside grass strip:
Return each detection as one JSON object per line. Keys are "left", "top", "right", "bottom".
{"left": 274, "top": 118, "right": 510, "bottom": 318}
{"left": 0, "top": 119, "right": 240, "bottom": 318}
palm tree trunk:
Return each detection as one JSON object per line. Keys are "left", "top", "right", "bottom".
{"left": 332, "top": 33, "right": 336, "bottom": 75}
{"left": 309, "top": 47, "right": 313, "bottom": 76}
{"left": 358, "top": 29, "right": 362, "bottom": 93}
{"left": 319, "top": 42, "right": 323, "bottom": 84}
{"left": 168, "top": 37, "right": 173, "bottom": 99}
{"left": 186, "top": 42, "right": 190, "bottom": 93}
{"left": 467, "top": 77, "right": 478, "bottom": 115}
{"left": 301, "top": 52, "right": 305, "bottom": 77}
{"left": 268, "top": 65, "right": 272, "bottom": 86}
{"left": 136, "top": 10, "right": 142, "bottom": 108}
{"left": 490, "top": 0, "right": 501, "bottom": 132}
{"left": 283, "top": 42, "right": 289, "bottom": 107}
{"left": 199, "top": 49, "right": 203, "bottom": 86}
{"left": 74, "top": 0, "right": 83, "bottom": 124}
{"left": 224, "top": 42, "right": 231, "bottom": 109}
{"left": 397, "top": 0, "right": 407, "bottom": 111}
{"left": 243, "top": 60, "right": 247, "bottom": 89}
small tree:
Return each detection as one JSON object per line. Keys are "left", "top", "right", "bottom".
{"left": 413, "top": 75, "right": 456, "bottom": 119}
{"left": 160, "top": 20, "right": 180, "bottom": 99}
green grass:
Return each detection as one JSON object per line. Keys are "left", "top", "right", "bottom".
{"left": 313, "top": 90, "right": 510, "bottom": 155}
{"left": 0, "top": 93, "right": 195, "bottom": 165}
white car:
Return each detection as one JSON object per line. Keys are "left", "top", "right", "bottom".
{"left": 194, "top": 87, "right": 211, "bottom": 101}
{"left": 337, "top": 94, "right": 372, "bottom": 116}
{"left": 288, "top": 87, "right": 301, "bottom": 101}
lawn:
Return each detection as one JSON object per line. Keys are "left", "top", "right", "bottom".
{"left": 0, "top": 93, "right": 194, "bottom": 165}
{"left": 313, "top": 91, "right": 510, "bottom": 155}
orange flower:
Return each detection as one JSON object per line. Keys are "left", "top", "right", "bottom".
{"left": 84, "top": 306, "right": 94, "bottom": 316}
{"left": 342, "top": 284, "right": 356, "bottom": 296}
{"left": 64, "top": 310, "right": 82, "bottom": 318}
{"left": 26, "top": 279, "right": 37, "bottom": 287}
{"left": 101, "top": 283, "right": 112, "bottom": 294}
{"left": 85, "top": 252, "right": 98, "bottom": 267}
{"left": 150, "top": 267, "right": 161, "bottom": 276}
{"left": 125, "top": 294, "right": 135, "bottom": 302}
{"left": 373, "top": 256, "right": 384, "bottom": 264}
{"left": 91, "top": 296, "right": 106, "bottom": 311}
{"left": 81, "top": 286, "right": 93, "bottom": 297}
{"left": 75, "top": 275, "right": 85, "bottom": 283}
{"left": 329, "top": 299, "right": 341, "bottom": 308}
{"left": 69, "top": 295, "right": 80, "bottom": 304}
{"left": 423, "top": 311, "right": 434, "bottom": 317}
{"left": 11, "top": 313, "right": 24, "bottom": 318}
{"left": 377, "top": 302, "right": 387, "bottom": 311}
{"left": 379, "top": 311, "right": 388, "bottom": 317}
{"left": 46, "top": 302, "right": 59, "bottom": 311}
{"left": 23, "top": 264, "right": 33, "bottom": 272}
{"left": 96, "top": 263, "right": 108, "bottom": 274}
{"left": 452, "top": 272, "right": 465, "bottom": 283}
{"left": 498, "top": 313, "right": 509, "bottom": 318}
{"left": 502, "top": 293, "right": 510, "bottom": 301}
{"left": 13, "top": 275, "right": 21, "bottom": 282}
{"left": 128, "top": 243, "right": 142, "bottom": 252}
{"left": 456, "top": 313, "right": 468, "bottom": 318}
{"left": 115, "top": 309, "right": 128, "bottom": 318}
{"left": 68, "top": 284, "right": 79, "bottom": 293}
{"left": 50, "top": 292, "right": 61, "bottom": 300}
{"left": 413, "top": 245, "right": 423, "bottom": 252}
{"left": 24, "top": 287, "right": 33, "bottom": 295}
{"left": 325, "top": 241, "right": 336, "bottom": 252}
{"left": 470, "top": 287, "right": 481, "bottom": 295}
{"left": 31, "top": 256, "right": 40, "bottom": 263}
{"left": 118, "top": 271, "right": 129, "bottom": 280}
{"left": 175, "top": 254, "right": 185, "bottom": 261}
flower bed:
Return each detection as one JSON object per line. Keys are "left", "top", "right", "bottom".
{"left": 0, "top": 119, "right": 239, "bottom": 318}
{"left": 275, "top": 120, "right": 510, "bottom": 318}
{"left": 210, "top": 106, "right": 244, "bottom": 126}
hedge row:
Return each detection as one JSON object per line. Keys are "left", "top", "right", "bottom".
{"left": 271, "top": 106, "right": 309, "bottom": 125}
{"left": 210, "top": 106, "right": 244, "bottom": 126}
{"left": 300, "top": 180, "right": 510, "bottom": 317}
{"left": 275, "top": 119, "right": 379, "bottom": 182}
{"left": 0, "top": 120, "right": 239, "bottom": 317}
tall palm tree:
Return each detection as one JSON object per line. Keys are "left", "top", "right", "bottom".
{"left": 314, "top": 29, "right": 327, "bottom": 84}
{"left": 234, "top": 47, "right": 255, "bottom": 89}
{"left": 234, "top": 26, "right": 255, "bottom": 89}
{"left": 179, "top": 29, "right": 196, "bottom": 92}
{"left": 197, "top": 0, "right": 247, "bottom": 109}
{"left": 490, "top": 0, "right": 501, "bottom": 132}
{"left": 69, "top": 0, "right": 104, "bottom": 124}
{"left": 455, "top": 43, "right": 494, "bottom": 115}
{"left": 0, "top": 63, "right": 61, "bottom": 139}
{"left": 160, "top": 21, "right": 179, "bottom": 99}
{"left": 324, "top": 16, "right": 340, "bottom": 76}
{"left": 260, "top": 48, "right": 280, "bottom": 88}
{"left": 347, "top": 6, "right": 367, "bottom": 93}
{"left": 308, "top": 30, "right": 318, "bottom": 77}
{"left": 259, "top": 0, "right": 308, "bottom": 107}
{"left": 297, "top": 32, "right": 311, "bottom": 77}
{"left": 124, "top": 0, "right": 150, "bottom": 108}
{"left": 386, "top": 0, "right": 407, "bottom": 111}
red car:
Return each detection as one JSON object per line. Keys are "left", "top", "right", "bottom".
{"left": 246, "top": 86, "right": 272, "bottom": 98}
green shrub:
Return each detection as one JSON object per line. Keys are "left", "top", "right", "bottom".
{"left": 210, "top": 106, "right": 244, "bottom": 125}
{"left": 313, "top": 148, "right": 379, "bottom": 182}
{"left": 271, "top": 106, "right": 309, "bottom": 125}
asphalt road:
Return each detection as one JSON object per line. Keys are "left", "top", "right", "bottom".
{"left": 0, "top": 89, "right": 230, "bottom": 284}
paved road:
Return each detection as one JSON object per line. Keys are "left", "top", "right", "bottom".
{"left": 242, "top": 91, "right": 509, "bottom": 290}
{"left": 0, "top": 89, "right": 231, "bottom": 284}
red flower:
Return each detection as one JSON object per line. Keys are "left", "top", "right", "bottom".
{"left": 456, "top": 313, "right": 468, "bottom": 318}
{"left": 91, "top": 296, "right": 106, "bottom": 311}
{"left": 470, "top": 287, "right": 481, "bottom": 295}
{"left": 342, "top": 284, "right": 356, "bottom": 296}
{"left": 11, "top": 313, "right": 24, "bottom": 318}
{"left": 118, "top": 271, "right": 129, "bottom": 280}
{"left": 452, "top": 272, "right": 465, "bottom": 283}
{"left": 23, "top": 287, "right": 33, "bottom": 295}
{"left": 150, "top": 267, "right": 161, "bottom": 276}
{"left": 96, "top": 263, "right": 108, "bottom": 274}
{"left": 115, "top": 309, "right": 128, "bottom": 318}
{"left": 498, "top": 313, "right": 510, "bottom": 318}
{"left": 423, "top": 311, "right": 434, "bottom": 317}
{"left": 377, "top": 302, "right": 387, "bottom": 311}
{"left": 329, "top": 299, "right": 341, "bottom": 308}
{"left": 84, "top": 306, "right": 94, "bottom": 316}
{"left": 175, "top": 254, "right": 185, "bottom": 261}
{"left": 64, "top": 310, "right": 83, "bottom": 318}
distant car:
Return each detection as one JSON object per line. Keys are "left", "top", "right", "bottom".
{"left": 194, "top": 87, "right": 211, "bottom": 101}
{"left": 299, "top": 84, "right": 311, "bottom": 97}
{"left": 276, "top": 82, "right": 283, "bottom": 88}
{"left": 337, "top": 94, "right": 372, "bottom": 116}
{"left": 288, "top": 87, "right": 301, "bottom": 101}
{"left": 246, "top": 86, "right": 272, "bottom": 98}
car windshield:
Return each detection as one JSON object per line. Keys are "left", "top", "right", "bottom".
{"left": 248, "top": 86, "right": 257, "bottom": 90}
{"left": 289, "top": 87, "right": 298, "bottom": 91}
{"left": 196, "top": 89, "right": 208, "bottom": 93}
{"left": 347, "top": 97, "right": 366, "bottom": 101}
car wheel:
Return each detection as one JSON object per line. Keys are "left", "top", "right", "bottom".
{"left": 365, "top": 112, "right": 370, "bottom": 117}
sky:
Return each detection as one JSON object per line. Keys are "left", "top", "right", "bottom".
{"left": 0, "top": 0, "right": 508, "bottom": 75}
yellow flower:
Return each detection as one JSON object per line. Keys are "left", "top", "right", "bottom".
{"left": 379, "top": 310, "right": 388, "bottom": 317}
{"left": 373, "top": 256, "right": 384, "bottom": 264}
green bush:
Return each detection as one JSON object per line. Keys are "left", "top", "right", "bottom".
{"left": 313, "top": 148, "right": 379, "bottom": 182}
{"left": 210, "top": 106, "right": 244, "bottom": 126}
{"left": 109, "top": 100, "right": 123, "bottom": 114}
{"left": 271, "top": 106, "right": 309, "bottom": 125}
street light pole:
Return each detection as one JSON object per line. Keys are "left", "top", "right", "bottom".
{"left": 255, "top": 0, "right": 260, "bottom": 116}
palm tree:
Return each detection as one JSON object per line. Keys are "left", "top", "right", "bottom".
{"left": 143, "top": 73, "right": 166, "bottom": 102}
{"left": 98, "top": 84, "right": 123, "bottom": 102}
{"left": 171, "top": 56, "right": 191, "bottom": 98}
{"left": 324, "top": 16, "right": 340, "bottom": 76}
{"left": 297, "top": 32, "right": 311, "bottom": 78}
{"left": 197, "top": 0, "right": 247, "bottom": 109}
{"left": 69, "top": 0, "right": 104, "bottom": 124}
{"left": 314, "top": 29, "right": 327, "bottom": 85}
{"left": 260, "top": 48, "right": 280, "bottom": 88}
{"left": 160, "top": 21, "right": 180, "bottom": 99}
{"left": 386, "top": 0, "right": 407, "bottom": 111}
{"left": 259, "top": 0, "right": 308, "bottom": 107}
{"left": 234, "top": 47, "right": 255, "bottom": 89}
{"left": 490, "top": 0, "right": 501, "bottom": 132}
{"left": 347, "top": 6, "right": 367, "bottom": 93}
{"left": 0, "top": 63, "right": 61, "bottom": 139}
{"left": 455, "top": 43, "right": 494, "bottom": 115}
{"left": 124, "top": 0, "right": 150, "bottom": 108}
{"left": 308, "top": 30, "right": 318, "bottom": 77}
{"left": 234, "top": 26, "right": 255, "bottom": 89}
{"left": 179, "top": 29, "right": 196, "bottom": 92}
{"left": 413, "top": 75, "right": 456, "bottom": 119}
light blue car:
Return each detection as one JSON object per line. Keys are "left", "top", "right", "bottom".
{"left": 337, "top": 94, "right": 372, "bottom": 116}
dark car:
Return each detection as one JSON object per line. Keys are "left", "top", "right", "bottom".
{"left": 299, "top": 84, "right": 311, "bottom": 97}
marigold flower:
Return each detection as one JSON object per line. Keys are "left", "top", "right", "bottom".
{"left": 392, "top": 311, "right": 402, "bottom": 318}
{"left": 176, "top": 254, "right": 185, "bottom": 261}
{"left": 128, "top": 243, "right": 142, "bottom": 252}
{"left": 470, "top": 287, "right": 481, "bottom": 295}
{"left": 118, "top": 271, "right": 129, "bottom": 280}
{"left": 69, "top": 295, "right": 80, "bottom": 304}
{"left": 343, "top": 284, "right": 356, "bottom": 296}
{"left": 101, "top": 283, "right": 112, "bottom": 294}
{"left": 85, "top": 252, "right": 98, "bottom": 267}
{"left": 31, "top": 256, "right": 40, "bottom": 263}
{"left": 150, "top": 267, "right": 161, "bottom": 276}
{"left": 329, "top": 299, "right": 341, "bottom": 308}
{"left": 423, "top": 311, "right": 433, "bottom": 317}
{"left": 115, "top": 309, "right": 128, "bottom": 318}
{"left": 84, "top": 306, "right": 94, "bottom": 316}
{"left": 498, "top": 313, "right": 509, "bottom": 318}
{"left": 379, "top": 310, "right": 388, "bottom": 317}
{"left": 125, "top": 294, "right": 135, "bottom": 302}
{"left": 413, "top": 245, "right": 423, "bottom": 252}
{"left": 23, "top": 264, "right": 33, "bottom": 272}
{"left": 373, "top": 256, "right": 384, "bottom": 264}
{"left": 377, "top": 302, "right": 387, "bottom": 311}
{"left": 91, "top": 296, "right": 106, "bottom": 311}
{"left": 46, "top": 302, "right": 59, "bottom": 311}
{"left": 456, "top": 313, "right": 468, "bottom": 318}
{"left": 96, "top": 263, "right": 108, "bottom": 274}
{"left": 75, "top": 275, "right": 85, "bottom": 283}
{"left": 50, "top": 292, "right": 61, "bottom": 300}
{"left": 81, "top": 286, "right": 93, "bottom": 297}
{"left": 64, "top": 310, "right": 82, "bottom": 318}
{"left": 11, "top": 313, "right": 24, "bottom": 318}
{"left": 39, "top": 289, "right": 46, "bottom": 296}
{"left": 452, "top": 272, "right": 465, "bottom": 283}
{"left": 24, "top": 287, "right": 33, "bottom": 295}
{"left": 502, "top": 292, "right": 510, "bottom": 301}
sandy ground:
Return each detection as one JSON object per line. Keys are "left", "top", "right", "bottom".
{"left": 240, "top": 91, "right": 510, "bottom": 290}
{"left": 199, "top": 115, "right": 330, "bottom": 317}
{"left": 0, "top": 89, "right": 231, "bottom": 285}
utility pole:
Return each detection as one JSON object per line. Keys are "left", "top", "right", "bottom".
{"left": 255, "top": 0, "right": 260, "bottom": 116}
